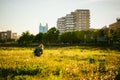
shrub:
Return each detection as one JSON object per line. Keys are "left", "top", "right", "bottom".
{"left": 88, "top": 57, "right": 97, "bottom": 63}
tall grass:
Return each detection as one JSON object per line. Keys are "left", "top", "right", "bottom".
{"left": 0, "top": 46, "right": 120, "bottom": 80}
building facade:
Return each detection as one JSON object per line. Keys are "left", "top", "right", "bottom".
{"left": 65, "top": 14, "right": 75, "bottom": 32}
{"left": 109, "top": 18, "right": 120, "bottom": 30}
{"left": 0, "top": 30, "right": 12, "bottom": 40}
{"left": 57, "top": 17, "right": 66, "bottom": 34}
{"left": 0, "top": 30, "right": 18, "bottom": 40}
{"left": 39, "top": 23, "right": 48, "bottom": 33}
{"left": 57, "top": 9, "right": 90, "bottom": 34}
{"left": 12, "top": 33, "right": 18, "bottom": 40}
{"left": 73, "top": 9, "right": 90, "bottom": 31}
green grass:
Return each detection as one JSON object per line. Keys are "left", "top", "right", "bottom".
{"left": 0, "top": 46, "right": 120, "bottom": 80}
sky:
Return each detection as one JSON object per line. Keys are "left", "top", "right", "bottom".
{"left": 0, "top": 0, "right": 120, "bottom": 35}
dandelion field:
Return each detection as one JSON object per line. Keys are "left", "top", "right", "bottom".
{"left": 0, "top": 46, "right": 120, "bottom": 80}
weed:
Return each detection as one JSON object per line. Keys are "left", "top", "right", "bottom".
{"left": 98, "top": 61, "right": 107, "bottom": 73}
{"left": 88, "top": 57, "right": 97, "bottom": 63}
{"left": 0, "top": 46, "right": 120, "bottom": 80}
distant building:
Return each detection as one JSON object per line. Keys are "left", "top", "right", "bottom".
{"left": 39, "top": 23, "right": 48, "bottom": 33}
{"left": 73, "top": 9, "right": 90, "bottom": 31}
{"left": 109, "top": 18, "right": 120, "bottom": 30}
{"left": 0, "top": 30, "right": 12, "bottom": 40}
{"left": 65, "top": 14, "right": 75, "bottom": 32}
{"left": 0, "top": 30, "right": 17, "bottom": 40}
{"left": 57, "top": 9, "right": 90, "bottom": 34}
{"left": 0, "top": 32, "right": 7, "bottom": 40}
{"left": 7, "top": 30, "right": 12, "bottom": 39}
{"left": 12, "top": 33, "right": 17, "bottom": 40}
{"left": 57, "top": 17, "right": 66, "bottom": 34}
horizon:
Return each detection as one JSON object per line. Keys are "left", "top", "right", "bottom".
{"left": 0, "top": 0, "right": 120, "bottom": 35}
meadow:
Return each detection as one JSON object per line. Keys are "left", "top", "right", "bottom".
{"left": 0, "top": 46, "right": 120, "bottom": 80}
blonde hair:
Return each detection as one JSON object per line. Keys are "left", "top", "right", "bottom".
{"left": 39, "top": 44, "right": 44, "bottom": 49}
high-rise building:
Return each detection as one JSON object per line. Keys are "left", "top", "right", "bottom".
{"left": 39, "top": 23, "right": 48, "bottom": 33}
{"left": 57, "top": 17, "right": 66, "bottom": 34}
{"left": 57, "top": 9, "right": 90, "bottom": 34}
{"left": 65, "top": 14, "right": 75, "bottom": 32}
{"left": 73, "top": 9, "right": 90, "bottom": 31}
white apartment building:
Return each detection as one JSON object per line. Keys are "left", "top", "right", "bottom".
{"left": 57, "top": 9, "right": 90, "bottom": 34}
{"left": 57, "top": 17, "right": 66, "bottom": 34}
{"left": 65, "top": 14, "right": 75, "bottom": 32}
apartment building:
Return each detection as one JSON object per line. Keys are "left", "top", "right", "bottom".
{"left": 73, "top": 9, "right": 90, "bottom": 30}
{"left": 0, "top": 30, "right": 18, "bottom": 40}
{"left": 65, "top": 14, "right": 75, "bottom": 32}
{"left": 12, "top": 33, "right": 18, "bottom": 40}
{"left": 57, "top": 17, "right": 66, "bottom": 34}
{"left": 0, "top": 30, "right": 12, "bottom": 40}
{"left": 57, "top": 9, "right": 90, "bottom": 34}
{"left": 109, "top": 18, "right": 120, "bottom": 30}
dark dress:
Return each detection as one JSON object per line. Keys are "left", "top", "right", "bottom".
{"left": 34, "top": 46, "right": 43, "bottom": 57}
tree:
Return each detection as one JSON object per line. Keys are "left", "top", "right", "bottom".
{"left": 59, "top": 32, "right": 73, "bottom": 44}
{"left": 42, "top": 27, "right": 59, "bottom": 44}
{"left": 59, "top": 31, "right": 88, "bottom": 44}
{"left": 113, "top": 29, "right": 120, "bottom": 44}
{"left": 84, "top": 30, "right": 93, "bottom": 43}
{"left": 17, "top": 31, "right": 34, "bottom": 46}
{"left": 91, "top": 29, "right": 99, "bottom": 43}
{"left": 33, "top": 33, "right": 43, "bottom": 43}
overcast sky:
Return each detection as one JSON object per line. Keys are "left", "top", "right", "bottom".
{"left": 0, "top": 0, "right": 120, "bottom": 35}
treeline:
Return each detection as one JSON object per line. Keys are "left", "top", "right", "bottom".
{"left": 17, "top": 27, "right": 59, "bottom": 46}
{"left": 0, "top": 27, "right": 120, "bottom": 46}
{"left": 17, "top": 27, "right": 120, "bottom": 46}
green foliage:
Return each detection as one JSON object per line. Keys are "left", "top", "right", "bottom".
{"left": 59, "top": 31, "right": 90, "bottom": 44}
{"left": 17, "top": 31, "right": 34, "bottom": 45}
{"left": 59, "top": 32, "right": 73, "bottom": 43}
{"left": 1, "top": 27, "right": 120, "bottom": 46}
{"left": 42, "top": 27, "right": 59, "bottom": 44}
{"left": 33, "top": 33, "right": 43, "bottom": 43}
{"left": 15, "top": 27, "right": 120, "bottom": 46}
{"left": 113, "top": 29, "right": 120, "bottom": 42}
{"left": 89, "top": 57, "right": 97, "bottom": 63}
